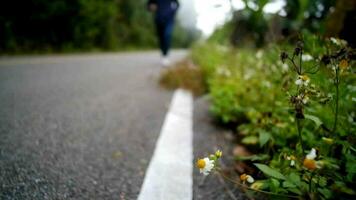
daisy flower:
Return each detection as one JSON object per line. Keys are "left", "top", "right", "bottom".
{"left": 196, "top": 157, "right": 214, "bottom": 175}
{"left": 295, "top": 75, "right": 310, "bottom": 86}
{"left": 303, "top": 148, "right": 322, "bottom": 170}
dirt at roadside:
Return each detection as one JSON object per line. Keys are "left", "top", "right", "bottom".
{"left": 193, "top": 95, "right": 248, "bottom": 200}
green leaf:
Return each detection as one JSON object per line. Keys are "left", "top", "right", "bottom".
{"left": 287, "top": 173, "right": 301, "bottom": 186}
{"left": 304, "top": 114, "right": 322, "bottom": 128}
{"left": 259, "top": 130, "right": 271, "bottom": 147}
{"left": 332, "top": 181, "right": 356, "bottom": 195}
{"left": 318, "top": 177, "right": 327, "bottom": 187}
{"left": 241, "top": 136, "right": 258, "bottom": 145}
{"left": 318, "top": 188, "right": 332, "bottom": 199}
{"left": 287, "top": 187, "right": 303, "bottom": 195}
{"left": 346, "top": 153, "right": 356, "bottom": 173}
{"left": 254, "top": 163, "right": 286, "bottom": 180}
{"left": 269, "top": 178, "right": 280, "bottom": 192}
{"left": 282, "top": 181, "right": 296, "bottom": 188}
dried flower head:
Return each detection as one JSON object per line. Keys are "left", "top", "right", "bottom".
{"left": 280, "top": 52, "right": 288, "bottom": 63}
{"left": 339, "top": 59, "right": 349, "bottom": 70}
{"left": 294, "top": 41, "right": 304, "bottom": 56}
{"left": 321, "top": 55, "right": 331, "bottom": 65}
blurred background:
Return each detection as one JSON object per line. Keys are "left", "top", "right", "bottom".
{"left": 0, "top": 0, "right": 355, "bottom": 54}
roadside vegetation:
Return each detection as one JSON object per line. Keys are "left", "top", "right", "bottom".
{"left": 192, "top": 33, "right": 355, "bottom": 200}
{"left": 160, "top": 0, "right": 355, "bottom": 199}
{"left": 159, "top": 59, "right": 206, "bottom": 96}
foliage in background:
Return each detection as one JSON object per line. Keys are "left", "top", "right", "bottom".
{"left": 0, "top": 0, "right": 198, "bottom": 53}
{"left": 282, "top": 0, "right": 335, "bottom": 35}
{"left": 213, "top": 0, "right": 355, "bottom": 48}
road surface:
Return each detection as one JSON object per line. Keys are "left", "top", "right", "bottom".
{"left": 0, "top": 51, "right": 187, "bottom": 199}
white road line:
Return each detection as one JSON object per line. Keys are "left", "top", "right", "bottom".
{"left": 138, "top": 89, "right": 193, "bottom": 200}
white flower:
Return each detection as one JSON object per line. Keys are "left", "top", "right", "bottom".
{"left": 263, "top": 81, "right": 272, "bottom": 88}
{"left": 295, "top": 79, "right": 303, "bottom": 86}
{"left": 256, "top": 50, "right": 263, "bottom": 59}
{"left": 295, "top": 94, "right": 309, "bottom": 104}
{"left": 330, "top": 37, "right": 347, "bottom": 46}
{"left": 287, "top": 155, "right": 296, "bottom": 166}
{"left": 302, "top": 54, "right": 313, "bottom": 61}
{"left": 247, "top": 175, "right": 254, "bottom": 183}
{"left": 240, "top": 174, "right": 254, "bottom": 183}
{"left": 282, "top": 63, "right": 289, "bottom": 72}
{"left": 306, "top": 148, "right": 317, "bottom": 160}
{"left": 302, "top": 95, "right": 309, "bottom": 104}
{"left": 196, "top": 157, "right": 214, "bottom": 175}
{"left": 295, "top": 75, "right": 310, "bottom": 86}
{"left": 330, "top": 37, "right": 339, "bottom": 45}
{"left": 216, "top": 67, "right": 231, "bottom": 77}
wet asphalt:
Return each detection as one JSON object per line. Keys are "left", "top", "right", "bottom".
{"left": 0, "top": 51, "right": 187, "bottom": 200}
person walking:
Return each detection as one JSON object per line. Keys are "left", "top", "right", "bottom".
{"left": 147, "top": 0, "right": 179, "bottom": 67}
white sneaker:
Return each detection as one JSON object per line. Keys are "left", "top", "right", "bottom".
{"left": 161, "top": 57, "right": 171, "bottom": 67}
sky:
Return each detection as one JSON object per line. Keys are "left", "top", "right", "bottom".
{"left": 192, "top": 0, "right": 286, "bottom": 36}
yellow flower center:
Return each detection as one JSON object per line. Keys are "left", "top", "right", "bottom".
{"left": 339, "top": 59, "right": 348, "bottom": 70}
{"left": 300, "top": 75, "right": 309, "bottom": 81}
{"left": 240, "top": 174, "right": 248, "bottom": 181}
{"left": 290, "top": 155, "right": 296, "bottom": 160}
{"left": 196, "top": 159, "right": 206, "bottom": 169}
{"left": 303, "top": 158, "right": 317, "bottom": 170}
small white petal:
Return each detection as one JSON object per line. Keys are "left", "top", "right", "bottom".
{"left": 302, "top": 54, "right": 313, "bottom": 61}
{"left": 304, "top": 79, "right": 310, "bottom": 86}
{"left": 200, "top": 157, "right": 214, "bottom": 175}
{"left": 306, "top": 148, "right": 317, "bottom": 160}
{"left": 295, "top": 79, "right": 303, "bottom": 85}
{"left": 330, "top": 37, "right": 339, "bottom": 45}
{"left": 247, "top": 176, "right": 254, "bottom": 183}
{"left": 282, "top": 63, "right": 289, "bottom": 71}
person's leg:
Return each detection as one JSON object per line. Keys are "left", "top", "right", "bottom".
{"left": 155, "top": 21, "right": 166, "bottom": 56}
{"left": 162, "top": 19, "right": 174, "bottom": 56}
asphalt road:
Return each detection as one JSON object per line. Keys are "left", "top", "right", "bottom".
{"left": 0, "top": 51, "right": 187, "bottom": 200}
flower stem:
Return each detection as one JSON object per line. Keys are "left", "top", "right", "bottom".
{"left": 299, "top": 49, "right": 303, "bottom": 74}
{"left": 332, "top": 66, "right": 339, "bottom": 133}
{"left": 309, "top": 172, "right": 315, "bottom": 193}
{"left": 297, "top": 118, "right": 305, "bottom": 153}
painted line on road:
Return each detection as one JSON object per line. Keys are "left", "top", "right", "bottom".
{"left": 138, "top": 89, "right": 193, "bottom": 200}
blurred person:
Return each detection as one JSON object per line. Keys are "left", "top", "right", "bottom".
{"left": 147, "top": 0, "right": 179, "bottom": 67}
